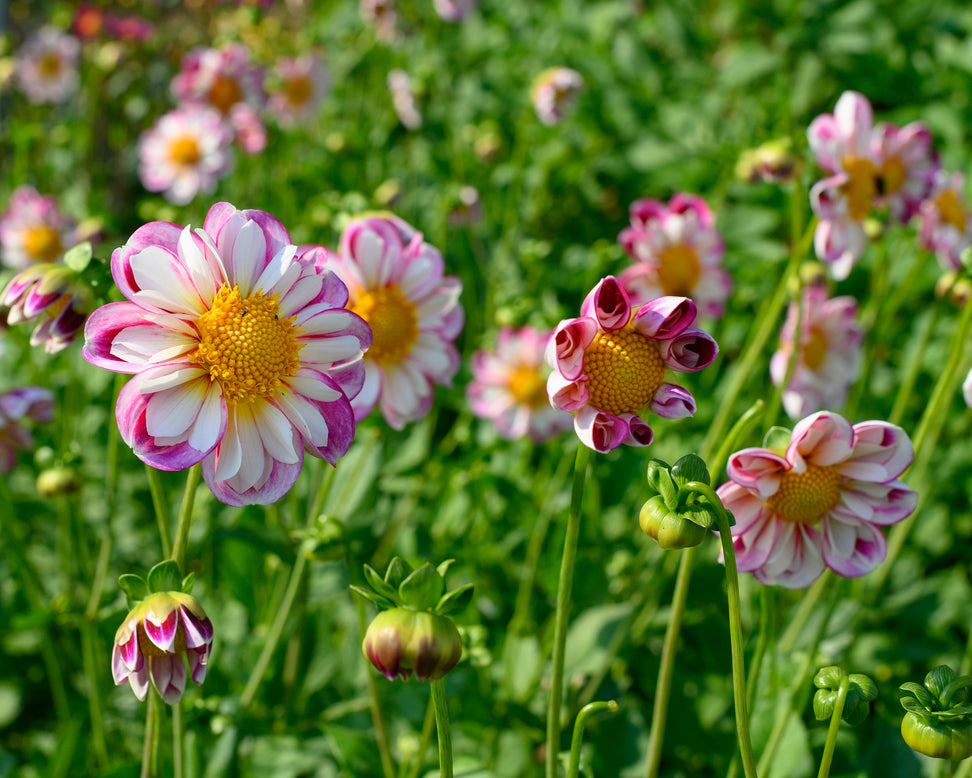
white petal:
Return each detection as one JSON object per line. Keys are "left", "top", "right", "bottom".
{"left": 228, "top": 220, "right": 267, "bottom": 295}
{"left": 299, "top": 334, "right": 363, "bottom": 365}
{"left": 140, "top": 365, "right": 208, "bottom": 394}
{"left": 288, "top": 371, "right": 342, "bottom": 402}
{"left": 130, "top": 246, "right": 206, "bottom": 316}
{"left": 145, "top": 380, "right": 207, "bottom": 438}
{"left": 252, "top": 401, "right": 299, "bottom": 463}
{"left": 214, "top": 410, "right": 243, "bottom": 481}
{"left": 187, "top": 384, "right": 226, "bottom": 452}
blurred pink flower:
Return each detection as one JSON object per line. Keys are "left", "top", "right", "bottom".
{"left": 432, "top": 0, "right": 477, "bottom": 21}
{"left": 717, "top": 411, "right": 917, "bottom": 588}
{"left": 0, "top": 386, "right": 55, "bottom": 472}
{"left": 387, "top": 69, "right": 422, "bottom": 130}
{"left": 0, "top": 186, "right": 79, "bottom": 270}
{"left": 171, "top": 44, "right": 267, "bottom": 154}
{"left": 1, "top": 263, "right": 90, "bottom": 353}
{"left": 545, "top": 276, "right": 718, "bottom": 453}
{"left": 618, "top": 193, "right": 731, "bottom": 318}
{"left": 138, "top": 108, "right": 234, "bottom": 205}
{"left": 361, "top": 0, "right": 398, "bottom": 41}
{"left": 467, "top": 326, "right": 571, "bottom": 442}
{"left": 919, "top": 170, "right": 972, "bottom": 272}
{"left": 770, "top": 286, "right": 863, "bottom": 420}
{"left": 269, "top": 54, "right": 329, "bottom": 128}
{"left": 14, "top": 26, "right": 80, "bottom": 104}
{"left": 531, "top": 67, "right": 584, "bottom": 126}
{"left": 327, "top": 214, "right": 464, "bottom": 430}
{"left": 82, "top": 202, "right": 370, "bottom": 506}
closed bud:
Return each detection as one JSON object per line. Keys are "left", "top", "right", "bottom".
{"left": 639, "top": 495, "right": 707, "bottom": 550}
{"left": 899, "top": 665, "right": 972, "bottom": 760}
{"left": 363, "top": 608, "right": 462, "bottom": 682}
{"left": 36, "top": 465, "right": 82, "bottom": 497}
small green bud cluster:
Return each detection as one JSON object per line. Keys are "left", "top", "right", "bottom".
{"left": 639, "top": 454, "right": 727, "bottom": 549}
{"left": 898, "top": 665, "right": 972, "bottom": 760}
{"left": 352, "top": 558, "right": 473, "bottom": 682}
{"left": 812, "top": 666, "right": 878, "bottom": 725}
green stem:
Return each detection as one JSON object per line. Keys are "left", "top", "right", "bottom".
{"left": 746, "top": 587, "right": 774, "bottom": 714}
{"left": 763, "top": 276, "right": 802, "bottom": 435}
{"left": 141, "top": 693, "right": 161, "bottom": 778}
{"left": 710, "top": 400, "right": 766, "bottom": 485}
{"left": 431, "top": 679, "right": 453, "bottom": 778}
{"left": 80, "top": 621, "right": 109, "bottom": 769}
{"left": 145, "top": 465, "right": 172, "bottom": 559}
{"left": 567, "top": 701, "right": 619, "bottom": 778}
{"left": 170, "top": 465, "right": 202, "bottom": 572}
{"left": 357, "top": 599, "right": 397, "bottom": 778}
{"left": 546, "top": 443, "right": 592, "bottom": 778}
{"left": 816, "top": 674, "right": 849, "bottom": 778}
{"left": 889, "top": 299, "right": 943, "bottom": 427}
{"left": 779, "top": 573, "right": 831, "bottom": 653}
{"left": 402, "top": 694, "right": 437, "bottom": 778}
{"left": 173, "top": 702, "right": 184, "bottom": 778}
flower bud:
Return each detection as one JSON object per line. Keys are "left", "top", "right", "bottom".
{"left": 812, "top": 666, "right": 877, "bottom": 726}
{"left": 363, "top": 608, "right": 462, "bottom": 682}
{"left": 898, "top": 665, "right": 972, "bottom": 760}
{"left": 36, "top": 465, "right": 82, "bottom": 496}
{"left": 639, "top": 495, "right": 707, "bottom": 549}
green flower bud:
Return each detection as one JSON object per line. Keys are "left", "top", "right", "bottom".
{"left": 639, "top": 495, "right": 707, "bottom": 549}
{"left": 639, "top": 456, "right": 719, "bottom": 549}
{"left": 898, "top": 665, "right": 972, "bottom": 760}
{"left": 363, "top": 608, "right": 462, "bottom": 682}
{"left": 36, "top": 466, "right": 82, "bottom": 497}
{"left": 812, "top": 666, "right": 877, "bottom": 726}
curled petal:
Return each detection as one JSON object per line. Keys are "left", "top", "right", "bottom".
{"left": 789, "top": 411, "right": 855, "bottom": 466}
{"left": 726, "top": 448, "right": 787, "bottom": 497}
{"left": 631, "top": 296, "right": 697, "bottom": 341}
{"left": 149, "top": 654, "right": 187, "bottom": 705}
{"left": 547, "top": 371, "right": 589, "bottom": 413}
{"left": 547, "top": 318, "right": 597, "bottom": 381}
{"left": 841, "top": 421, "right": 914, "bottom": 481}
{"left": 820, "top": 514, "right": 887, "bottom": 578}
{"left": 650, "top": 383, "right": 696, "bottom": 419}
{"left": 580, "top": 276, "right": 630, "bottom": 332}
{"left": 660, "top": 327, "right": 718, "bottom": 371}
{"left": 623, "top": 414, "right": 653, "bottom": 447}
{"left": 573, "top": 405, "right": 629, "bottom": 452}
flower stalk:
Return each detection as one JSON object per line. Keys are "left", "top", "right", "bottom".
{"left": 567, "top": 701, "right": 619, "bottom": 778}
{"left": 431, "top": 679, "right": 453, "bottom": 778}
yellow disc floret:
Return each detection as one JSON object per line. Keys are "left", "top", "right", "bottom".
{"left": 508, "top": 365, "right": 548, "bottom": 409}
{"left": 583, "top": 327, "right": 666, "bottom": 416}
{"left": 841, "top": 156, "right": 878, "bottom": 221}
{"left": 801, "top": 325, "right": 829, "bottom": 371}
{"left": 23, "top": 225, "right": 64, "bottom": 263}
{"left": 350, "top": 284, "right": 418, "bottom": 366}
{"left": 208, "top": 75, "right": 243, "bottom": 114}
{"left": 935, "top": 189, "right": 967, "bottom": 232}
{"left": 169, "top": 136, "right": 201, "bottom": 167}
{"left": 285, "top": 76, "right": 313, "bottom": 107}
{"left": 656, "top": 244, "right": 701, "bottom": 297}
{"left": 192, "top": 284, "right": 301, "bottom": 404}
{"left": 766, "top": 464, "right": 842, "bottom": 525}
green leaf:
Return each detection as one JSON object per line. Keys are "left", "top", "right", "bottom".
{"left": 398, "top": 563, "right": 445, "bottom": 610}
{"left": 898, "top": 682, "right": 935, "bottom": 709}
{"left": 813, "top": 666, "right": 845, "bottom": 690}
{"left": 926, "top": 665, "right": 957, "bottom": 700}
{"left": 363, "top": 564, "right": 399, "bottom": 603}
{"left": 384, "top": 557, "right": 412, "bottom": 589}
{"left": 900, "top": 696, "right": 929, "bottom": 714}
{"left": 63, "top": 241, "right": 92, "bottom": 273}
{"left": 644, "top": 459, "right": 671, "bottom": 498}
{"left": 436, "top": 583, "right": 474, "bottom": 615}
{"left": 762, "top": 426, "right": 792, "bottom": 452}
{"left": 349, "top": 585, "right": 395, "bottom": 610}
{"left": 118, "top": 574, "right": 148, "bottom": 605}
{"left": 813, "top": 688, "right": 837, "bottom": 720}
{"left": 671, "top": 454, "right": 710, "bottom": 487}
{"left": 655, "top": 468, "right": 678, "bottom": 511}
{"left": 181, "top": 572, "right": 195, "bottom": 594}
{"left": 436, "top": 559, "right": 455, "bottom": 579}
{"left": 147, "top": 560, "right": 182, "bottom": 593}
{"left": 849, "top": 673, "right": 878, "bottom": 701}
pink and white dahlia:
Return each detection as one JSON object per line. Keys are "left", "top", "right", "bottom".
{"left": 171, "top": 44, "right": 267, "bottom": 154}
{"left": 0, "top": 386, "right": 55, "bottom": 472}
{"left": 919, "top": 170, "right": 972, "bottom": 272}
{"left": 112, "top": 592, "right": 214, "bottom": 705}
{"left": 14, "top": 26, "right": 81, "bottom": 105}
{"left": 269, "top": 54, "right": 329, "bottom": 128}
{"left": 467, "top": 326, "right": 571, "bottom": 442}
{"left": 327, "top": 214, "right": 464, "bottom": 430}
{"left": 1, "top": 262, "right": 91, "bottom": 353}
{"left": 545, "top": 276, "right": 718, "bottom": 453}
{"left": 618, "top": 193, "right": 731, "bottom": 318}
{"left": 531, "top": 67, "right": 584, "bottom": 126}
{"left": 769, "top": 286, "right": 863, "bottom": 420}
{"left": 138, "top": 107, "right": 234, "bottom": 205}
{"left": 82, "top": 202, "right": 371, "bottom": 506}
{"left": 717, "top": 411, "right": 917, "bottom": 589}
{"left": 0, "top": 186, "right": 79, "bottom": 270}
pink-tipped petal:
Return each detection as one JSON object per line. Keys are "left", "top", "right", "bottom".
{"left": 660, "top": 327, "right": 718, "bottom": 371}
{"left": 821, "top": 514, "right": 887, "bottom": 578}
{"left": 144, "top": 608, "right": 179, "bottom": 653}
{"left": 574, "top": 405, "right": 629, "bottom": 452}
{"left": 548, "top": 318, "right": 597, "bottom": 381}
{"left": 546, "top": 371, "right": 589, "bottom": 412}
{"left": 631, "top": 296, "right": 697, "bottom": 340}
{"left": 650, "top": 383, "right": 696, "bottom": 419}
{"left": 580, "top": 276, "right": 630, "bottom": 332}
{"left": 726, "top": 449, "right": 787, "bottom": 497}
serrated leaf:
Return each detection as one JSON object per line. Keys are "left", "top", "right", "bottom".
{"left": 436, "top": 559, "right": 455, "bottom": 579}
{"left": 118, "top": 574, "right": 148, "bottom": 606}
{"left": 436, "top": 583, "right": 474, "bottom": 615}
{"left": 384, "top": 557, "right": 412, "bottom": 588}
{"left": 63, "top": 241, "right": 92, "bottom": 273}
{"left": 926, "top": 665, "right": 957, "bottom": 700}
{"left": 398, "top": 563, "right": 445, "bottom": 610}
{"left": 147, "top": 561, "right": 181, "bottom": 593}
{"left": 181, "top": 572, "right": 195, "bottom": 594}
{"left": 763, "top": 426, "right": 792, "bottom": 452}
{"left": 349, "top": 585, "right": 395, "bottom": 610}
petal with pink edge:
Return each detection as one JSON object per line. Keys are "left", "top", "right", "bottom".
{"left": 821, "top": 514, "right": 887, "bottom": 578}
{"left": 144, "top": 609, "right": 179, "bottom": 653}
{"left": 547, "top": 371, "right": 589, "bottom": 413}
{"left": 650, "top": 383, "right": 696, "bottom": 419}
{"left": 631, "top": 296, "right": 697, "bottom": 340}
{"left": 726, "top": 448, "right": 788, "bottom": 497}
{"left": 574, "top": 405, "right": 628, "bottom": 452}
{"left": 660, "top": 327, "right": 718, "bottom": 371}
{"left": 547, "top": 318, "right": 597, "bottom": 381}
{"left": 580, "top": 276, "right": 630, "bottom": 332}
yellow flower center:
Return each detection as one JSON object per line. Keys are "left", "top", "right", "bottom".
{"left": 39, "top": 53, "right": 62, "bottom": 77}
{"left": 285, "top": 76, "right": 313, "bottom": 107}
{"left": 876, "top": 157, "right": 906, "bottom": 197}
{"left": 583, "top": 326, "right": 666, "bottom": 416}
{"left": 656, "top": 244, "right": 701, "bottom": 297}
{"left": 841, "top": 156, "right": 878, "bottom": 221}
{"left": 168, "top": 135, "right": 201, "bottom": 166}
{"left": 350, "top": 284, "right": 418, "bottom": 366}
{"left": 208, "top": 75, "right": 243, "bottom": 114}
{"left": 23, "top": 225, "right": 64, "bottom": 263}
{"left": 508, "top": 365, "right": 548, "bottom": 409}
{"left": 801, "top": 325, "right": 828, "bottom": 371}
{"left": 935, "top": 189, "right": 967, "bottom": 232}
{"left": 191, "top": 284, "right": 301, "bottom": 404}
{"left": 765, "top": 464, "right": 842, "bottom": 525}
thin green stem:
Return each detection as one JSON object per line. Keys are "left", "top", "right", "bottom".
{"left": 567, "top": 701, "right": 619, "bottom": 778}
{"left": 960, "top": 622, "right": 972, "bottom": 678}
{"left": 173, "top": 702, "right": 184, "bottom": 778}
{"left": 141, "top": 694, "right": 161, "bottom": 778}
{"left": 356, "top": 599, "right": 397, "bottom": 778}
{"left": 890, "top": 302, "right": 944, "bottom": 427}
{"left": 779, "top": 573, "right": 831, "bottom": 653}
{"left": 816, "top": 674, "right": 849, "bottom": 778}
{"left": 80, "top": 621, "right": 109, "bottom": 768}
{"left": 746, "top": 587, "right": 774, "bottom": 714}
{"left": 402, "top": 694, "right": 437, "bottom": 778}
{"left": 763, "top": 278, "right": 802, "bottom": 437}
{"left": 431, "top": 679, "right": 453, "bottom": 778}
{"left": 145, "top": 465, "right": 172, "bottom": 559}
{"left": 710, "top": 400, "right": 766, "bottom": 485}
{"left": 170, "top": 465, "right": 202, "bottom": 572}
{"left": 546, "top": 443, "right": 592, "bottom": 778}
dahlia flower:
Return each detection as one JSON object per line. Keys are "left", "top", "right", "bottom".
{"left": 137, "top": 107, "right": 234, "bottom": 205}
{"left": 327, "top": 214, "right": 463, "bottom": 430}
{"left": 269, "top": 55, "right": 329, "bottom": 128}
{"left": 0, "top": 186, "right": 79, "bottom": 270}
{"left": 531, "top": 67, "right": 584, "bottom": 126}
{"left": 1, "top": 262, "right": 91, "bottom": 353}
{"left": 112, "top": 591, "right": 213, "bottom": 704}
{"left": 618, "top": 193, "right": 731, "bottom": 318}
{"left": 0, "top": 386, "right": 55, "bottom": 472}
{"left": 545, "top": 276, "right": 718, "bottom": 453}
{"left": 769, "top": 285, "right": 863, "bottom": 420}
{"left": 717, "top": 411, "right": 917, "bottom": 588}
{"left": 919, "top": 170, "right": 972, "bottom": 272}
{"left": 467, "top": 326, "right": 571, "bottom": 442}
{"left": 82, "top": 202, "right": 371, "bottom": 506}
{"left": 14, "top": 27, "right": 80, "bottom": 104}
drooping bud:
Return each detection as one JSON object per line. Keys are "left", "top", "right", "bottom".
{"left": 812, "top": 666, "right": 877, "bottom": 725}
{"left": 638, "top": 454, "right": 723, "bottom": 550}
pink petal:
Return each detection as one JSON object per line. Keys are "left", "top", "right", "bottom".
{"left": 547, "top": 318, "right": 597, "bottom": 381}
{"left": 650, "top": 383, "right": 695, "bottom": 419}
{"left": 180, "top": 605, "right": 214, "bottom": 649}
{"left": 573, "top": 405, "right": 629, "bottom": 452}
{"left": 631, "top": 296, "right": 697, "bottom": 340}
{"left": 789, "top": 411, "right": 855, "bottom": 465}
{"left": 622, "top": 414, "right": 653, "bottom": 447}
{"left": 547, "top": 370, "right": 589, "bottom": 412}
{"left": 144, "top": 609, "right": 179, "bottom": 653}
{"left": 580, "top": 276, "right": 630, "bottom": 332}
{"left": 726, "top": 449, "right": 787, "bottom": 497}
{"left": 150, "top": 654, "right": 187, "bottom": 705}
{"left": 660, "top": 327, "right": 718, "bottom": 371}
{"left": 821, "top": 514, "right": 887, "bottom": 578}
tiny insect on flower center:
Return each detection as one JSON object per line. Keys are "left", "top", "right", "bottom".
{"left": 192, "top": 284, "right": 301, "bottom": 404}
{"left": 508, "top": 365, "right": 548, "bottom": 409}
{"left": 583, "top": 326, "right": 666, "bottom": 416}
{"left": 285, "top": 76, "right": 313, "bottom": 107}
{"left": 23, "top": 225, "right": 64, "bottom": 263}
{"left": 766, "top": 463, "right": 843, "bottom": 525}
{"left": 208, "top": 75, "right": 243, "bottom": 114}
{"left": 935, "top": 189, "right": 967, "bottom": 233}
{"left": 656, "top": 244, "right": 701, "bottom": 297}
{"left": 841, "top": 156, "right": 878, "bottom": 221}
{"left": 168, "top": 135, "right": 201, "bottom": 166}
{"left": 802, "top": 325, "right": 829, "bottom": 371}
{"left": 350, "top": 284, "right": 418, "bottom": 366}
{"left": 39, "top": 53, "right": 62, "bottom": 77}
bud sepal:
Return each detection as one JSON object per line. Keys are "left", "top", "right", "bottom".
{"left": 638, "top": 454, "right": 729, "bottom": 549}
{"left": 898, "top": 665, "right": 972, "bottom": 760}
{"left": 813, "top": 666, "right": 877, "bottom": 725}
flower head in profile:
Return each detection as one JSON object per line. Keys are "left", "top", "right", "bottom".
{"left": 0, "top": 386, "right": 55, "bottom": 472}
{"left": 467, "top": 326, "right": 571, "bottom": 442}
{"left": 1, "top": 262, "right": 91, "bottom": 353}
{"left": 717, "top": 411, "right": 917, "bottom": 588}
{"left": 618, "top": 193, "right": 731, "bottom": 318}
{"left": 138, "top": 107, "right": 234, "bottom": 205}
{"left": 83, "top": 202, "right": 371, "bottom": 506}
{"left": 15, "top": 27, "right": 81, "bottom": 104}
{"left": 531, "top": 67, "right": 584, "bottom": 126}
{"left": 269, "top": 54, "right": 329, "bottom": 128}
{"left": 0, "top": 186, "right": 80, "bottom": 270}
{"left": 327, "top": 214, "right": 463, "bottom": 430}
{"left": 112, "top": 591, "right": 213, "bottom": 705}
{"left": 770, "top": 285, "right": 863, "bottom": 420}
{"left": 919, "top": 170, "right": 972, "bottom": 272}
{"left": 546, "top": 276, "right": 718, "bottom": 453}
